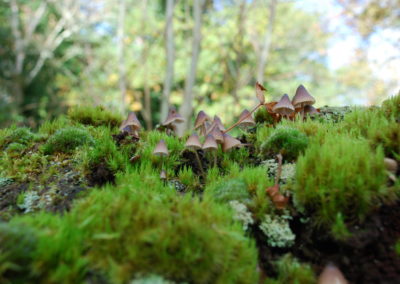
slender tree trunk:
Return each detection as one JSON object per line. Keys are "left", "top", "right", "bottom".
{"left": 160, "top": 0, "right": 175, "bottom": 122}
{"left": 117, "top": 0, "right": 127, "bottom": 113}
{"left": 178, "top": 0, "right": 205, "bottom": 135}
{"left": 256, "top": 0, "right": 277, "bottom": 84}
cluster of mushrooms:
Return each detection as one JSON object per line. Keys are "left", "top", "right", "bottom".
{"left": 119, "top": 82, "right": 320, "bottom": 182}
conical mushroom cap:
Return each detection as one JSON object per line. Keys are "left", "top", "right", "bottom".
{"left": 255, "top": 82, "right": 266, "bottom": 104}
{"left": 318, "top": 264, "right": 348, "bottom": 284}
{"left": 153, "top": 140, "right": 169, "bottom": 156}
{"left": 194, "top": 111, "right": 210, "bottom": 129}
{"left": 163, "top": 108, "right": 185, "bottom": 126}
{"left": 222, "top": 133, "right": 241, "bottom": 152}
{"left": 120, "top": 112, "right": 141, "bottom": 131}
{"left": 304, "top": 105, "right": 319, "bottom": 115}
{"left": 238, "top": 109, "right": 256, "bottom": 127}
{"left": 213, "top": 115, "right": 225, "bottom": 131}
{"left": 272, "top": 94, "right": 295, "bottom": 116}
{"left": 210, "top": 125, "right": 224, "bottom": 144}
{"left": 202, "top": 134, "right": 218, "bottom": 151}
{"left": 292, "top": 84, "right": 315, "bottom": 108}
{"left": 160, "top": 169, "right": 167, "bottom": 180}
{"left": 185, "top": 133, "right": 202, "bottom": 149}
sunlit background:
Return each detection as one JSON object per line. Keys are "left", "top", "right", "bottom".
{"left": 0, "top": 0, "right": 399, "bottom": 129}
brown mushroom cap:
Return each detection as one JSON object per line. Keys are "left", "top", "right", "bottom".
{"left": 163, "top": 108, "right": 185, "bottom": 126}
{"left": 160, "top": 169, "right": 167, "bottom": 180}
{"left": 185, "top": 133, "right": 202, "bottom": 149}
{"left": 210, "top": 125, "right": 224, "bottom": 144}
{"left": 272, "top": 94, "right": 295, "bottom": 116}
{"left": 120, "top": 112, "right": 141, "bottom": 132}
{"left": 255, "top": 82, "right": 266, "bottom": 104}
{"left": 318, "top": 264, "right": 348, "bottom": 284}
{"left": 202, "top": 134, "right": 218, "bottom": 151}
{"left": 292, "top": 84, "right": 315, "bottom": 108}
{"left": 194, "top": 110, "right": 210, "bottom": 129}
{"left": 384, "top": 157, "right": 398, "bottom": 174}
{"left": 303, "top": 105, "right": 319, "bottom": 116}
{"left": 238, "top": 109, "right": 256, "bottom": 127}
{"left": 153, "top": 139, "right": 169, "bottom": 156}
{"left": 213, "top": 115, "right": 226, "bottom": 131}
{"left": 222, "top": 133, "right": 241, "bottom": 152}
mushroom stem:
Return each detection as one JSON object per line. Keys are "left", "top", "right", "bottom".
{"left": 223, "top": 103, "right": 262, "bottom": 134}
{"left": 214, "top": 151, "right": 217, "bottom": 167}
{"left": 193, "top": 150, "right": 205, "bottom": 176}
{"left": 275, "top": 153, "right": 283, "bottom": 185}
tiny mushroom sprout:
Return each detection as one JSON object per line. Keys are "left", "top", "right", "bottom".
{"left": 303, "top": 105, "right": 319, "bottom": 117}
{"left": 185, "top": 133, "right": 205, "bottom": 175}
{"left": 160, "top": 169, "right": 167, "bottom": 181}
{"left": 238, "top": 109, "right": 256, "bottom": 128}
{"left": 209, "top": 125, "right": 224, "bottom": 144}
{"left": 202, "top": 134, "right": 219, "bottom": 166}
{"left": 272, "top": 94, "right": 295, "bottom": 119}
{"left": 153, "top": 139, "right": 169, "bottom": 172}
{"left": 194, "top": 110, "right": 210, "bottom": 136}
{"left": 318, "top": 263, "right": 348, "bottom": 284}
{"left": 222, "top": 133, "right": 241, "bottom": 152}
{"left": 292, "top": 84, "right": 315, "bottom": 118}
{"left": 120, "top": 112, "right": 141, "bottom": 138}
{"left": 162, "top": 107, "right": 185, "bottom": 135}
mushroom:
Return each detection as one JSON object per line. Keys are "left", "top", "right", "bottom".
{"left": 272, "top": 94, "right": 295, "bottom": 119}
{"left": 185, "top": 133, "right": 205, "bottom": 175}
{"left": 153, "top": 139, "right": 169, "bottom": 171}
{"left": 213, "top": 115, "right": 226, "bottom": 131}
{"left": 222, "top": 133, "right": 241, "bottom": 152}
{"left": 194, "top": 111, "right": 210, "bottom": 136}
{"left": 292, "top": 85, "right": 315, "bottom": 118}
{"left": 120, "top": 112, "right": 141, "bottom": 138}
{"left": 384, "top": 157, "right": 398, "bottom": 174}
{"left": 238, "top": 109, "right": 256, "bottom": 128}
{"left": 318, "top": 263, "right": 348, "bottom": 284}
{"left": 160, "top": 169, "right": 167, "bottom": 181}
{"left": 303, "top": 105, "right": 319, "bottom": 116}
{"left": 203, "top": 134, "right": 218, "bottom": 166}
{"left": 209, "top": 125, "right": 224, "bottom": 144}
{"left": 162, "top": 107, "right": 185, "bottom": 135}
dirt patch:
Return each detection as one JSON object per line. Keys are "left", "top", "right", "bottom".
{"left": 0, "top": 182, "right": 28, "bottom": 220}
{"left": 253, "top": 201, "right": 400, "bottom": 283}
{"left": 86, "top": 162, "right": 115, "bottom": 187}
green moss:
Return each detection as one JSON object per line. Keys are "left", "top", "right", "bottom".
{"left": 0, "top": 126, "right": 41, "bottom": 150}
{"left": 260, "top": 126, "right": 308, "bottom": 161}
{"left": 68, "top": 106, "right": 123, "bottom": 128}
{"left": 6, "top": 171, "right": 258, "bottom": 284}
{"left": 206, "top": 178, "right": 251, "bottom": 203}
{"left": 42, "top": 127, "right": 94, "bottom": 155}
{"left": 0, "top": 223, "right": 37, "bottom": 283}
{"left": 265, "top": 254, "right": 316, "bottom": 284}
{"left": 381, "top": 92, "right": 400, "bottom": 119}
{"left": 38, "top": 116, "right": 71, "bottom": 135}
{"left": 255, "top": 107, "right": 275, "bottom": 124}
{"left": 294, "top": 133, "right": 391, "bottom": 228}
{"left": 6, "top": 142, "right": 27, "bottom": 153}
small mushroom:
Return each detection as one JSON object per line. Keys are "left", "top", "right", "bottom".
{"left": 162, "top": 107, "right": 185, "bottom": 135}
{"left": 203, "top": 134, "right": 218, "bottom": 166}
{"left": 194, "top": 110, "right": 210, "bottom": 136}
{"left": 272, "top": 94, "right": 295, "bottom": 119}
{"left": 238, "top": 109, "right": 256, "bottom": 128}
{"left": 160, "top": 169, "right": 167, "bottom": 181}
{"left": 120, "top": 112, "right": 141, "bottom": 137}
{"left": 213, "top": 115, "right": 226, "bottom": 131}
{"left": 303, "top": 105, "right": 319, "bottom": 116}
{"left": 209, "top": 125, "right": 224, "bottom": 144}
{"left": 153, "top": 139, "right": 169, "bottom": 156}
{"left": 318, "top": 263, "right": 348, "bottom": 284}
{"left": 185, "top": 133, "right": 205, "bottom": 175}
{"left": 222, "top": 133, "right": 241, "bottom": 152}
{"left": 292, "top": 85, "right": 315, "bottom": 118}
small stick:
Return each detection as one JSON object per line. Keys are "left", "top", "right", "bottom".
{"left": 275, "top": 153, "right": 283, "bottom": 185}
{"left": 223, "top": 103, "right": 262, "bottom": 134}
{"left": 193, "top": 150, "right": 205, "bottom": 176}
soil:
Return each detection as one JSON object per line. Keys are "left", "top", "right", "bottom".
{"left": 0, "top": 182, "right": 28, "bottom": 220}
{"left": 252, "top": 200, "right": 400, "bottom": 283}
{"left": 86, "top": 162, "right": 115, "bottom": 187}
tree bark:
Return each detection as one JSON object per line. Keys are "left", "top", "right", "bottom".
{"left": 160, "top": 0, "right": 175, "bottom": 122}
{"left": 117, "top": 0, "right": 127, "bottom": 113}
{"left": 178, "top": 0, "right": 205, "bottom": 135}
{"left": 256, "top": 0, "right": 277, "bottom": 85}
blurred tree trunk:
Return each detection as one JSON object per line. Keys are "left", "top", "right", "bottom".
{"left": 117, "top": 0, "right": 127, "bottom": 113}
{"left": 160, "top": 0, "right": 175, "bottom": 122}
{"left": 141, "top": 0, "right": 153, "bottom": 130}
{"left": 178, "top": 0, "right": 205, "bottom": 135}
{"left": 256, "top": 0, "right": 277, "bottom": 85}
